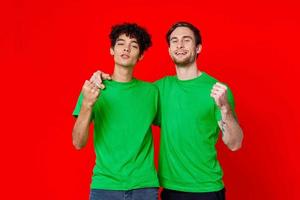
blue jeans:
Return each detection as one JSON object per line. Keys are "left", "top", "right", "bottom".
{"left": 90, "top": 187, "right": 158, "bottom": 200}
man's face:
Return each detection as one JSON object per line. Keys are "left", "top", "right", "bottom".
{"left": 110, "top": 34, "right": 142, "bottom": 68}
{"left": 168, "top": 27, "right": 201, "bottom": 66}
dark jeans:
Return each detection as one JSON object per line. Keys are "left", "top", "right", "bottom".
{"left": 90, "top": 187, "right": 158, "bottom": 200}
{"left": 161, "top": 188, "right": 225, "bottom": 200}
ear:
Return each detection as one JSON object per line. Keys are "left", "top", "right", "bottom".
{"left": 110, "top": 47, "right": 114, "bottom": 56}
{"left": 138, "top": 54, "right": 144, "bottom": 61}
{"left": 168, "top": 46, "right": 172, "bottom": 56}
{"left": 196, "top": 45, "right": 202, "bottom": 54}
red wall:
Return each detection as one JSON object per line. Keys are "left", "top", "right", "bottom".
{"left": 2, "top": 0, "right": 299, "bottom": 199}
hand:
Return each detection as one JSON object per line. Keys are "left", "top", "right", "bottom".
{"left": 210, "top": 82, "right": 230, "bottom": 111}
{"left": 81, "top": 80, "right": 100, "bottom": 108}
{"left": 90, "top": 70, "right": 112, "bottom": 89}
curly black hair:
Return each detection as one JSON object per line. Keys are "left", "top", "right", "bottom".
{"left": 109, "top": 23, "right": 152, "bottom": 56}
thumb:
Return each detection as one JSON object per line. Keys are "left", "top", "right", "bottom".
{"left": 102, "top": 73, "right": 112, "bottom": 80}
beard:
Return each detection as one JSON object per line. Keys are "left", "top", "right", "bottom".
{"left": 172, "top": 53, "right": 197, "bottom": 67}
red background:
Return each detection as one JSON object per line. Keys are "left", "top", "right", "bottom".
{"left": 2, "top": 0, "right": 300, "bottom": 199}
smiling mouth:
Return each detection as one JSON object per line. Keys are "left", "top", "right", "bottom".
{"left": 175, "top": 51, "right": 188, "bottom": 56}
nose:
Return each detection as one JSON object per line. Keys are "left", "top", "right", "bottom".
{"left": 177, "top": 40, "right": 184, "bottom": 49}
{"left": 123, "top": 44, "right": 131, "bottom": 53}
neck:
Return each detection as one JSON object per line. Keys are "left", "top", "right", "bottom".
{"left": 112, "top": 64, "right": 133, "bottom": 82}
{"left": 175, "top": 62, "right": 201, "bottom": 80}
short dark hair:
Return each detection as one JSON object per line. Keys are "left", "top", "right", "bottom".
{"left": 109, "top": 23, "right": 152, "bottom": 56}
{"left": 166, "top": 21, "right": 202, "bottom": 46}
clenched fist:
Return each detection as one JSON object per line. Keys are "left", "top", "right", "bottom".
{"left": 81, "top": 80, "right": 100, "bottom": 108}
{"left": 210, "top": 82, "right": 230, "bottom": 111}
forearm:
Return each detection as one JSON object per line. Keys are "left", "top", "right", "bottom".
{"left": 72, "top": 104, "right": 93, "bottom": 150}
{"left": 220, "top": 107, "right": 243, "bottom": 151}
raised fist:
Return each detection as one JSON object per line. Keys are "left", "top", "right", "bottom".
{"left": 210, "top": 82, "right": 230, "bottom": 111}
{"left": 81, "top": 80, "right": 100, "bottom": 108}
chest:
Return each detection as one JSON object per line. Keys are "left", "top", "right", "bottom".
{"left": 161, "top": 84, "right": 216, "bottom": 121}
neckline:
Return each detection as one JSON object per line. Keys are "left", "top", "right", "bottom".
{"left": 175, "top": 72, "right": 206, "bottom": 83}
{"left": 104, "top": 78, "right": 138, "bottom": 87}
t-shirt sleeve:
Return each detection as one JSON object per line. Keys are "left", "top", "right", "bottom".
{"left": 152, "top": 80, "right": 162, "bottom": 126}
{"left": 153, "top": 92, "right": 161, "bottom": 126}
{"left": 72, "top": 93, "right": 83, "bottom": 117}
{"left": 72, "top": 93, "right": 95, "bottom": 121}
{"left": 215, "top": 86, "right": 236, "bottom": 122}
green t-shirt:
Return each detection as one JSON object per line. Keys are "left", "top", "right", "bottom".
{"left": 154, "top": 72, "right": 235, "bottom": 192}
{"left": 73, "top": 78, "right": 159, "bottom": 190}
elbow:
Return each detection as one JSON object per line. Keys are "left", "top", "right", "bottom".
{"left": 228, "top": 135, "right": 243, "bottom": 151}
{"left": 227, "top": 129, "right": 243, "bottom": 151}
{"left": 224, "top": 140, "right": 240, "bottom": 151}
{"left": 229, "top": 143, "right": 242, "bottom": 151}
{"left": 73, "top": 140, "right": 84, "bottom": 150}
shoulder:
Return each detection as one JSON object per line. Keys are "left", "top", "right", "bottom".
{"left": 136, "top": 79, "right": 159, "bottom": 93}
{"left": 204, "top": 72, "right": 235, "bottom": 100}
{"left": 202, "top": 72, "right": 219, "bottom": 84}
{"left": 154, "top": 76, "right": 175, "bottom": 88}
{"left": 202, "top": 72, "right": 234, "bottom": 92}
{"left": 205, "top": 72, "right": 233, "bottom": 90}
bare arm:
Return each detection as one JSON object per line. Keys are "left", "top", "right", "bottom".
{"left": 218, "top": 107, "right": 243, "bottom": 151}
{"left": 72, "top": 80, "right": 100, "bottom": 150}
{"left": 72, "top": 70, "right": 110, "bottom": 149}
{"left": 211, "top": 82, "right": 243, "bottom": 151}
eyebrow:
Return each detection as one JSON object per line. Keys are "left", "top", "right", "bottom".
{"left": 182, "top": 36, "right": 193, "bottom": 40}
{"left": 116, "top": 38, "right": 138, "bottom": 44}
{"left": 116, "top": 38, "right": 125, "bottom": 42}
{"left": 170, "top": 36, "right": 193, "bottom": 41}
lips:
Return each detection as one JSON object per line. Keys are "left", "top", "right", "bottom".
{"left": 121, "top": 54, "right": 130, "bottom": 59}
{"left": 175, "top": 51, "right": 188, "bottom": 56}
